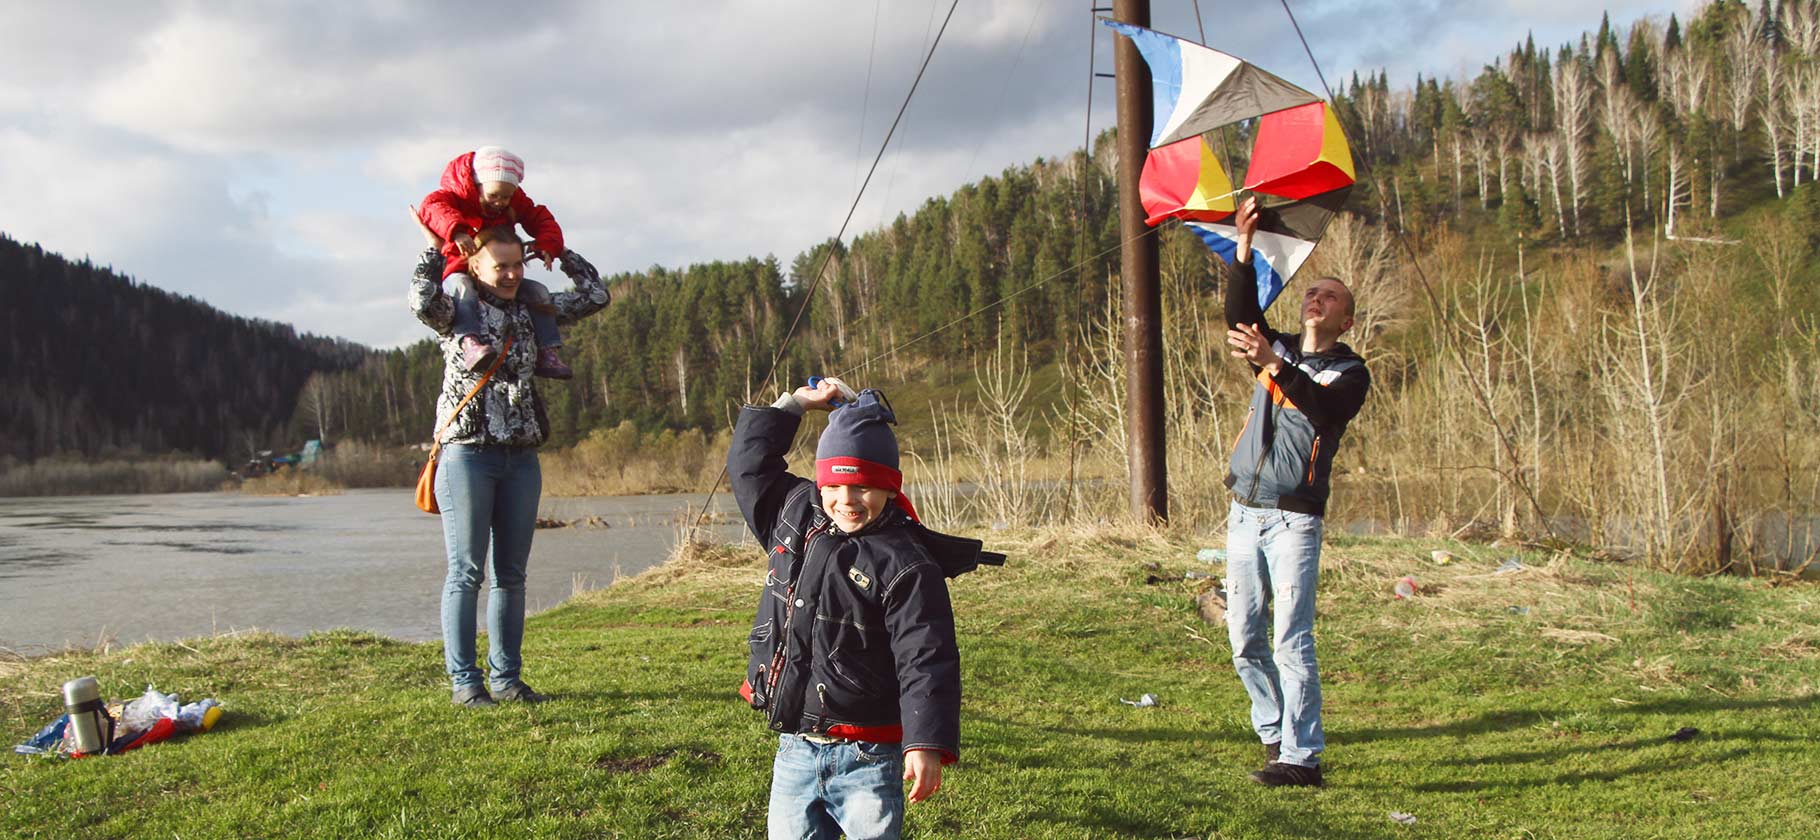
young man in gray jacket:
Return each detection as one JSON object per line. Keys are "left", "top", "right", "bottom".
{"left": 1222, "top": 196, "right": 1371, "bottom": 787}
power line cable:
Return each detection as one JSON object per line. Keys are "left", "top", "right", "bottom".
{"left": 1276, "top": 0, "right": 1556, "bottom": 537}
{"left": 685, "top": 0, "right": 963, "bottom": 542}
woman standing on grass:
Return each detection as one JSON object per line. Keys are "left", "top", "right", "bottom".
{"left": 409, "top": 213, "right": 610, "bottom": 707}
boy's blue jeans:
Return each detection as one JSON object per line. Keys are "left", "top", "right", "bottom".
{"left": 1225, "top": 500, "right": 1325, "bottom": 767}
{"left": 444, "top": 273, "right": 561, "bottom": 348}
{"left": 435, "top": 443, "right": 541, "bottom": 692}
{"left": 768, "top": 735, "right": 904, "bottom": 840}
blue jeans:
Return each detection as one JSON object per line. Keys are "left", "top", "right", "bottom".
{"left": 435, "top": 444, "right": 542, "bottom": 691}
{"left": 768, "top": 735, "right": 905, "bottom": 840}
{"left": 1225, "top": 500, "right": 1325, "bottom": 767}
{"left": 445, "top": 273, "right": 561, "bottom": 348}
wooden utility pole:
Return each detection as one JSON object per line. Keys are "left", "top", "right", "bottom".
{"left": 1113, "top": 0, "right": 1168, "bottom": 524}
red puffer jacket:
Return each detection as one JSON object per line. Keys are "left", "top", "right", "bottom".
{"left": 417, "top": 151, "right": 564, "bottom": 278}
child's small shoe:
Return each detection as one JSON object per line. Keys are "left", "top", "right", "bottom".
{"left": 459, "top": 335, "right": 499, "bottom": 372}
{"left": 535, "top": 347, "right": 573, "bottom": 380}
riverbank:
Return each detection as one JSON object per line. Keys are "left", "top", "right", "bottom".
{"left": 4, "top": 528, "right": 1816, "bottom": 838}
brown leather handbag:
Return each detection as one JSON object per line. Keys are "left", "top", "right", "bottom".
{"left": 416, "top": 336, "right": 513, "bottom": 514}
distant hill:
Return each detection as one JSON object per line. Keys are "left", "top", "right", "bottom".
{"left": 0, "top": 234, "right": 370, "bottom": 462}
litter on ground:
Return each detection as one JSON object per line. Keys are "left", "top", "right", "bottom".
{"left": 1120, "top": 693, "right": 1159, "bottom": 708}
{"left": 14, "top": 684, "right": 222, "bottom": 759}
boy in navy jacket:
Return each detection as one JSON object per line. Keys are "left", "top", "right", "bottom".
{"left": 729, "top": 380, "right": 1000, "bottom": 840}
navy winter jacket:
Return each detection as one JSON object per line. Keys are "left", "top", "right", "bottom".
{"left": 729, "top": 405, "right": 1001, "bottom": 762}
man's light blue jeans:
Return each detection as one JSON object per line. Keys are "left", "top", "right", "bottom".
{"left": 435, "top": 443, "right": 541, "bottom": 692}
{"left": 1225, "top": 500, "right": 1325, "bottom": 767}
{"left": 768, "top": 735, "right": 905, "bottom": 840}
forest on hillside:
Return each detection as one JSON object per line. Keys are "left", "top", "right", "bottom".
{"left": 311, "top": 0, "right": 1820, "bottom": 443}
{"left": 0, "top": 235, "right": 367, "bottom": 465}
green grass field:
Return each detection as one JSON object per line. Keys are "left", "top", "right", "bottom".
{"left": 3, "top": 529, "right": 1816, "bottom": 839}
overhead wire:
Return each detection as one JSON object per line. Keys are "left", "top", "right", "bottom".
{"left": 1276, "top": 0, "right": 1556, "bottom": 537}
{"left": 685, "top": 0, "right": 963, "bottom": 542}
{"left": 853, "top": 0, "right": 881, "bottom": 197}
{"left": 835, "top": 220, "right": 1174, "bottom": 377}
{"left": 1063, "top": 1, "right": 1107, "bottom": 521}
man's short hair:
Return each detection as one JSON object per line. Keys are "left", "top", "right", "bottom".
{"left": 1318, "top": 276, "right": 1356, "bottom": 317}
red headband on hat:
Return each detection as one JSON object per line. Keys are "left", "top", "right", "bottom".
{"left": 815, "top": 457, "right": 919, "bottom": 522}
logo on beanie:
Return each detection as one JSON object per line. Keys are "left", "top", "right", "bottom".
{"left": 831, "top": 465, "right": 859, "bottom": 475}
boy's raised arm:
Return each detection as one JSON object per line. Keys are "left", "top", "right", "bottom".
{"left": 728, "top": 397, "right": 811, "bottom": 549}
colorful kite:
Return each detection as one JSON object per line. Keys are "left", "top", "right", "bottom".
{"left": 1103, "top": 20, "right": 1355, "bottom": 312}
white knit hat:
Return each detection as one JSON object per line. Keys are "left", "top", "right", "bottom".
{"left": 472, "top": 146, "right": 525, "bottom": 186}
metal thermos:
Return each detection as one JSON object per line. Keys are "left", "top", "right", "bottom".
{"left": 62, "top": 676, "right": 107, "bottom": 754}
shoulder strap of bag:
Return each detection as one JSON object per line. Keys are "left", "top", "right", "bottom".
{"left": 428, "top": 335, "right": 514, "bottom": 449}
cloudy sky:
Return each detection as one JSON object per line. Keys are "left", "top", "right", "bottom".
{"left": 1, "top": 0, "right": 1700, "bottom": 347}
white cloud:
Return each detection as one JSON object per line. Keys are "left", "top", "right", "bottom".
{"left": 0, "top": 0, "right": 1721, "bottom": 347}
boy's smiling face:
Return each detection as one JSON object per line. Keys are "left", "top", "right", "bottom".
{"left": 820, "top": 483, "right": 896, "bottom": 533}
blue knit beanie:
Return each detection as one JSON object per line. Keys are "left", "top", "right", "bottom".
{"left": 814, "top": 390, "right": 918, "bottom": 521}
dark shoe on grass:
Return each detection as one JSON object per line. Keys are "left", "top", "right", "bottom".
{"left": 492, "top": 682, "right": 551, "bottom": 703}
{"left": 452, "top": 685, "right": 496, "bottom": 708}
{"left": 1264, "top": 742, "right": 1281, "bottom": 763}
{"left": 1250, "top": 761, "right": 1323, "bottom": 787}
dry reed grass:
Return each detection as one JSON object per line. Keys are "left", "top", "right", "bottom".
{"left": 233, "top": 469, "right": 344, "bottom": 496}
{"left": 0, "top": 456, "right": 226, "bottom": 497}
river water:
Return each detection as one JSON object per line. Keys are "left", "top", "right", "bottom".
{"left": 0, "top": 489, "right": 746, "bottom": 654}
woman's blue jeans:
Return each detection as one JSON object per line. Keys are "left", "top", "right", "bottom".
{"left": 435, "top": 443, "right": 541, "bottom": 691}
{"left": 1225, "top": 500, "right": 1326, "bottom": 767}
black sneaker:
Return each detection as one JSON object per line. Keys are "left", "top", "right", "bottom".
{"left": 492, "top": 682, "right": 551, "bottom": 703}
{"left": 1264, "top": 742, "right": 1281, "bottom": 763}
{"left": 452, "top": 685, "right": 496, "bottom": 707}
{"left": 1250, "top": 761, "right": 1323, "bottom": 787}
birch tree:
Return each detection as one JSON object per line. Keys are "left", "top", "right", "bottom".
{"left": 1722, "top": 18, "right": 1761, "bottom": 155}
{"left": 1597, "top": 51, "right": 1635, "bottom": 186}
{"left": 1554, "top": 55, "right": 1594, "bottom": 236}
{"left": 1763, "top": 52, "right": 1790, "bottom": 196}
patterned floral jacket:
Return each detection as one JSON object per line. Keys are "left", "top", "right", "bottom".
{"left": 408, "top": 247, "right": 610, "bottom": 447}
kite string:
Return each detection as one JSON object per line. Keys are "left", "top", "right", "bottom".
{"left": 1277, "top": 0, "right": 1556, "bottom": 538}
{"left": 685, "top": 0, "right": 962, "bottom": 542}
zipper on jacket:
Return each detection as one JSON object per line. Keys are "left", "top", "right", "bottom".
{"left": 765, "top": 519, "right": 832, "bottom": 729}
{"left": 1305, "top": 436, "right": 1322, "bottom": 486}
{"left": 1243, "top": 403, "right": 1270, "bottom": 506}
